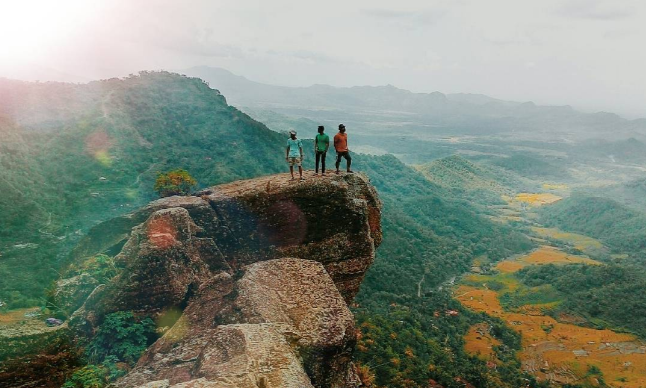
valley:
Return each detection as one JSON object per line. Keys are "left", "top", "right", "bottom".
{"left": 2, "top": 70, "right": 646, "bottom": 388}
{"left": 455, "top": 179, "right": 646, "bottom": 387}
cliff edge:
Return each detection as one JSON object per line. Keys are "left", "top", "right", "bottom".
{"left": 1, "top": 172, "right": 381, "bottom": 388}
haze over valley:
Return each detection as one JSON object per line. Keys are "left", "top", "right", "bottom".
{"left": 2, "top": 1, "right": 646, "bottom": 387}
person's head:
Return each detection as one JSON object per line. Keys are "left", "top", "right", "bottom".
{"left": 318, "top": 125, "right": 325, "bottom": 134}
{"left": 289, "top": 130, "right": 297, "bottom": 139}
{"left": 339, "top": 124, "right": 346, "bottom": 133}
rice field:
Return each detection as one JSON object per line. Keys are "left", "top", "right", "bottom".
{"left": 542, "top": 183, "right": 569, "bottom": 191}
{"left": 457, "top": 248, "right": 646, "bottom": 387}
{"left": 514, "top": 193, "right": 562, "bottom": 206}
{"left": 463, "top": 323, "right": 501, "bottom": 361}
{"left": 532, "top": 227, "right": 604, "bottom": 253}
{"left": 494, "top": 246, "right": 601, "bottom": 273}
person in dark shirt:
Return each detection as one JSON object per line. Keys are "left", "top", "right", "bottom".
{"left": 333, "top": 124, "right": 352, "bottom": 174}
{"left": 314, "top": 125, "right": 329, "bottom": 176}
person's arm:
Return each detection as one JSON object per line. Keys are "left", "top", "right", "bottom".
{"left": 325, "top": 136, "right": 330, "bottom": 152}
{"left": 299, "top": 140, "right": 304, "bottom": 159}
{"left": 314, "top": 136, "right": 318, "bottom": 153}
{"left": 286, "top": 144, "right": 290, "bottom": 160}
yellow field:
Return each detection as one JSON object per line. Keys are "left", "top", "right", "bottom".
{"left": 542, "top": 183, "right": 568, "bottom": 190}
{"left": 0, "top": 308, "right": 38, "bottom": 324}
{"left": 457, "top": 254, "right": 646, "bottom": 387}
{"left": 494, "top": 246, "right": 601, "bottom": 273}
{"left": 496, "top": 261, "right": 526, "bottom": 273}
{"left": 464, "top": 323, "right": 501, "bottom": 361}
{"left": 532, "top": 227, "right": 604, "bottom": 253}
{"left": 515, "top": 193, "right": 562, "bottom": 206}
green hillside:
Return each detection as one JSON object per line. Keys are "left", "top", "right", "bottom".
{"left": 0, "top": 72, "right": 289, "bottom": 307}
{"left": 488, "top": 154, "right": 571, "bottom": 181}
{"left": 594, "top": 177, "right": 646, "bottom": 212}
{"left": 539, "top": 195, "right": 646, "bottom": 255}
{"left": 516, "top": 263, "right": 646, "bottom": 338}
{"left": 354, "top": 154, "right": 537, "bottom": 387}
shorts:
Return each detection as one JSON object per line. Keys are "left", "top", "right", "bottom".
{"left": 288, "top": 157, "right": 302, "bottom": 167}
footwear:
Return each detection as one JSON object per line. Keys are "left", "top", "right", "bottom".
{"left": 321, "top": 173, "right": 326, "bottom": 176}
{"left": 347, "top": 170, "right": 354, "bottom": 174}
{"left": 335, "top": 170, "right": 340, "bottom": 174}
{"left": 300, "top": 177, "right": 306, "bottom": 181}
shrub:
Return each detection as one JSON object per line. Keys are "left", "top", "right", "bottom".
{"left": 61, "top": 365, "right": 107, "bottom": 388}
{"left": 85, "top": 311, "right": 157, "bottom": 365}
{"left": 153, "top": 169, "right": 197, "bottom": 197}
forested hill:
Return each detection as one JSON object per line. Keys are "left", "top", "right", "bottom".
{"left": 539, "top": 195, "right": 646, "bottom": 256}
{"left": 0, "top": 72, "right": 288, "bottom": 307}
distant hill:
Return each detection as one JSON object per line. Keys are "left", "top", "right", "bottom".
{"left": 487, "top": 154, "right": 572, "bottom": 181}
{"left": 418, "top": 155, "right": 505, "bottom": 190}
{"left": 603, "top": 178, "right": 646, "bottom": 212}
{"left": 181, "top": 66, "right": 646, "bottom": 141}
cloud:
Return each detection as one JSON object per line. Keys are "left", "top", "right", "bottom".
{"left": 362, "top": 8, "right": 446, "bottom": 26}
{"left": 556, "top": 0, "right": 634, "bottom": 20}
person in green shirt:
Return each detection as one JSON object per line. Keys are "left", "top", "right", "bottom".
{"left": 286, "top": 130, "right": 304, "bottom": 181}
{"left": 314, "top": 125, "right": 330, "bottom": 176}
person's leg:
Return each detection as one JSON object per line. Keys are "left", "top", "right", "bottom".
{"left": 335, "top": 152, "right": 342, "bottom": 173}
{"left": 346, "top": 152, "right": 353, "bottom": 173}
{"left": 315, "top": 151, "right": 321, "bottom": 174}
{"left": 289, "top": 164, "right": 294, "bottom": 179}
{"left": 298, "top": 165, "right": 304, "bottom": 179}
{"left": 321, "top": 152, "right": 327, "bottom": 175}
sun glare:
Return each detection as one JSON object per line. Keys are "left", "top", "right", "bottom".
{"left": 0, "top": 0, "right": 102, "bottom": 62}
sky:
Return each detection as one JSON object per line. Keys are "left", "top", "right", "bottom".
{"left": 0, "top": 0, "right": 644, "bottom": 118}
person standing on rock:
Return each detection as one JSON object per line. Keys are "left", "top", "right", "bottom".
{"left": 334, "top": 124, "right": 353, "bottom": 174}
{"left": 286, "top": 130, "right": 305, "bottom": 181}
{"left": 314, "top": 125, "right": 329, "bottom": 176}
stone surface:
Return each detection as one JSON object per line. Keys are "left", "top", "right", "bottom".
{"left": 233, "top": 258, "right": 356, "bottom": 387}
{"left": 52, "top": 273, "right": 99, "bottom": 315}
{"left": 121, "top": 324, "right": 314, "bottom": 388}
{"left": 4, "top": 172, "right": 381, "bottom": 388}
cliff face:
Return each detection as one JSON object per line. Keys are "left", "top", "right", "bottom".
{"left": 2, "top": 172, "right": 381, "bottom": 388}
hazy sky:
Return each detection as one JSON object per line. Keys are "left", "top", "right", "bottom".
{"left": 1, "top": 0, "right": 645, "bottom": 118}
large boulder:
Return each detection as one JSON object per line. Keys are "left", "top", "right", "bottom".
{"left": 5, "top": 173, "right": 381, "bottom": 388}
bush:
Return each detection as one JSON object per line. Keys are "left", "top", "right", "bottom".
{"left": 153, "top": 169, "right": 197, "bottom": 197}
{"left": 62, "top": 365, "right": 107, "bottom": 388}
{"left": 85, "top": 311, "right": 157, "bottom": 365}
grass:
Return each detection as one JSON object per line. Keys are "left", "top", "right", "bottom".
{"left": 514, "top": 193, "right": 562, "bottom": 206}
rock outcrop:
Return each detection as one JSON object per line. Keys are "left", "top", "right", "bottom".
{"left": 2, "top": 172, "right": 381, "bottom": 388}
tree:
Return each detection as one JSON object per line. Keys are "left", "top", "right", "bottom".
{"left": 154, "top": 169, "right": 197, "bottom": 197}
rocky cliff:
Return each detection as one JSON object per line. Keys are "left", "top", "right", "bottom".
{"left": 1, "top": 172, "right": 381, "bottom": 388}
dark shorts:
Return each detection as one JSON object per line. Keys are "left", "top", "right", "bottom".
{"left": 336, "top": 151, "right": 351, "bottom": 162}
